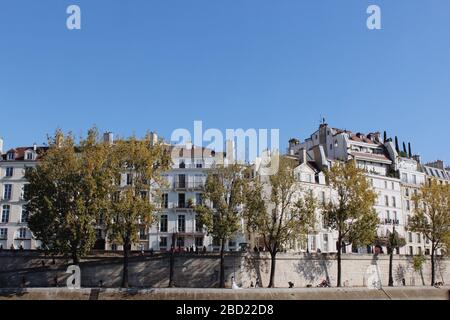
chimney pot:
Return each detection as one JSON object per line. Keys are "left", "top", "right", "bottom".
{"left": 103, "top": 132, "right": 114, "bottom": 145}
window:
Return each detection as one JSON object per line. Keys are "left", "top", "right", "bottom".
{"left": 1, "top": 205, "right": 10, "bottom": 223}
{"left": 412, "top": 175, "right": 417, "bottom": 184}
{"left": 7, "top": 152, "right": 14, "bottom": 160}
{"left": 394, "top": 211, "right": 398, "bottom": 224}
{"left": 160, "top": 215, "right": 168, "bottom": 232}
{"left": 195, "top": 236, "right": 203, "bottom": 247}
{"left": 26, "top": 152, "right": 34, "bottom": 160}
{"left": 177, "top": 174, "right": 186, "bottom": 188}
{"left": 178, "top": 193, "right": 185, "bottom": 208}
{"left": 126, "top": 173, "right": 133, "bottom": 185}
{"left": 196, "top": 163, "right": 203, "bottom": 168}
{"left": 386, "top": 210, "right": 390, "bottom": 222}
{"left": 320, "top": 191, "right": 326, "bottom": 204}
{"left": 5, "top": 167, "right": 13, "bottom": 177}
{"left": 384, "top": 181, "right": 388, "bottom": 189}
{"left": 178, "top": 215, "right": 185, "bottom": 232}
{"left": 179, "top": 161, "right": 186, "bottom": 169}
{"left": 140, "top": 191, "right": 148, "bottom": 200}
{"left": 139, "top": 228, "right": 146, "bottom": 240}
{"left": 309, "top": 235, "right": 317, "bottom": 252}
{"left": 409, "top": 246, "right": 413, "bottom": 255}
{"left": 417, "top": 233, "right": 421, "bottom": 243}
{"left": 408, "top": 232, "right": 413, "bottom": 242}
{"left": 159, "top": 236, "right": 167, "bottom": 248}
{"left": 418, "top": 247, "right": 422, "bottom": 255}
{"left": 111, "top": 244, "right": 117, "bottom": 251}
{"left": 385, "top": 195, "right": 389, "bottom": 206}
{"left": 176, "top": 236, "right": 185, "bottom": 247}
{"left": 3, "top": 184, "right": 12, "bottom": 200}
{"left": 392, "top": 196, "right": 396, "bottom": 208}
{"left": 195, "top": 193, "right": 203, "bottom": 205}
{"left": 195, "top": 214, "right": 202, "bottom": 232}
{"left": 21, "top": 206, "right": 29, "bottom": 223}
{"left": 21, "top": 184, "right": 30, "bottom": 200}
{"left": 401, "top": 173, "right": 408, "bottom": 183}
{"left": 406, "top": 200, "right": 410, "bottom": 211}
{"left": 391, "top": 182, "right": 395, "bottom": 190}
{"left": 323, "top": 234, "right": 329, "bottom": 252}
{"left": 18, "top": 228, "right": 27, "bottom": 239}
{"left": 161, "top": 193, "right": 168, "bottom": 208}
{"left": 0, "top": 228, "right": 7, "bottom": 239}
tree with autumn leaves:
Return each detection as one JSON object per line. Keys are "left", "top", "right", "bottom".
{"left": 105, "top": 134, "right": 171, "bottom": 288}
{"left": 322, "top": 160, "right": 379, "bottom": 287}
{"left": 26, "top": 128, "right": 171, "bottom": 288}
{"left": 408, "top": 179, "right": 450, "bottom": 286}
{"left": 243, "top": 156, "right": 317, "bottom": 288}
{"left": 194, "top": 164, "right": 246, "bottom": 288}
{"left": 26, "top": 128, "right": 114, "bottom": 264}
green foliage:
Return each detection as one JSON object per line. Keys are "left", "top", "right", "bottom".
{"left": 409, "top": 180, "right": 450, "bottom": 254}
{"left": 244, "top": 157, "right": 318, "bottom": 254}
{"left": 105, "top": 134, "right": 171, "bottom": 247}
{"left": 194, "top": 164, "right": 246, "bottom": 243}
{"left": 26, "top": 128, "right": 114, "bottom": 263}
{"left": 322, "top": 160, "right": 379, "bottom": 247}
{"left": 412, "top": 254, "right": 426, "bottom": 272}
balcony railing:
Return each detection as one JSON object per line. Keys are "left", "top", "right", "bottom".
{"left": 384, "top": 218, "right": 400, "bottom": 225}
{"left": 174, "top": 182, "right": 205, "bottom": 190}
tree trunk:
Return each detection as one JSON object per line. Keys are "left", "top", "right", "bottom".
{"left": 431, "top": 244, "right": 436, "bottom": 286}
{"left": 268, "top": 251, "right": 277, "bottom": 288}
{"left": 72, "top": 250, "right": 79, "bottom": 265}
{"left": 337, "top": 233, "right": 342, "bottom": 287}
{"left": 122, "top": 238, "right": 130, "bottom": 288}
{"left": 169, "top": 233, "right": 176, "bottom": 287}
{"left": 388, "top": 249, "right": 394, "bottom": 286}
{"left": 219, "top": 239, "right": 225, "bottom": 288}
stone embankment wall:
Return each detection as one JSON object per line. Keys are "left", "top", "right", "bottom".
{"left": 0, "top": 251, "right": 448, "bottom": 288}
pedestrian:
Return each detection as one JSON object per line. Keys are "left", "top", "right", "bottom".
{"left": 255, "top": 277, "right": 260, "bottom": 288}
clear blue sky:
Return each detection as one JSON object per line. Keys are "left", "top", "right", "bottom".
{"left": 1, "top": 0, "right": 449, "bottom": 164}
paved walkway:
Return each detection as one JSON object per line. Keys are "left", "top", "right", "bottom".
{"left": 0, "top": 286, "right": 448, "bottom": 300}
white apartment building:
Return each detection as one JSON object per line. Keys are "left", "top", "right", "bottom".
{"left": 97, "top": 136, "right": 246, "bottom": 252}
{"left": 0, "top": 139, "right": 46, "bottom": 250}
{"left": 288, "top": 123, "right": 408, "bottom": 254}
{"left": 292, "top": 152, "right": 336, "bottom": 253}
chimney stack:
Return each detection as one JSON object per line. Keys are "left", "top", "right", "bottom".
{"left": 103, "top": 132, "right": 114, "bottom": 145}
{"left": 149, "top": 132, "right": 158, "bottom": 146}
{"left": 302, "top": 148, "right": 307, "bottom": 164}
{"left": 33, "top": 143, "right": 37, "bottom": 151}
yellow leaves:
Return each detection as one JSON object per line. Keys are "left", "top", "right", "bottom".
{"left": 409, "top": 180, "right": 450, "bottom": 250}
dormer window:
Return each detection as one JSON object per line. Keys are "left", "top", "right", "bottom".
{"left": 7, "top": 152, "right": 14, "bottom": 160}
{"left": 25, "top": 151, "right": 34, "bottom": 161}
